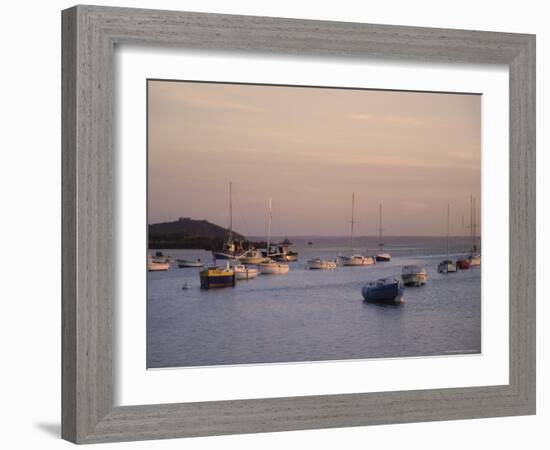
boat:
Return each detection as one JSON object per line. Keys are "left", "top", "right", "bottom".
{"left": 362, "top": 278, "right": 404, "bottom": 303}
{"left": 199, "top": 264, "right": 236, "bottom": 289}
{"left": 181, "top": 282, "right": 190, "bottom": 290}
{"left": 238, "top": 249, "right": 265, "bottom": 264}
{"left": 212, "top": 181, "right": 243, "bottom": 260}
{"left": 148, "top": 256, "right": 170, "bottom": 272}
{"left": 233, "top": 264, "right": 259, "bottom": 280}
{"left": 401, "top": 265, "right": 428, "bottom": 286}
{"left": 456, "top": 258, "right": 471, "bottom": 270}
{"left": 339, "top": 193, "right": 374, "bottom": 267}
{"left": 307, "top": 258, "right": 337, "bottom": 270}
{"left": 375, "top": 204, "right": 391, "bottom": 261}
{"left": 438, "top": 204, "right": 457, "bottom": 273}
{"left": 467, "top": 196, "right": 481, "bottom": 266}
{"left": 258, "top": 260, "right": 290, "bottom": 274}
{"left": 456, "top": 213, "right": 471, "bottom": 270}
{"left": 271, "top": 238, "right": 299, "bottom": 262}
{"left": 257, "top": 199, "right": 290, "bottom": 275}
{"left": 307, "top": 241, "right": 313, "bottom": 246}
{"left": 338, "top": 254, "right": 375, "bottom": 266}
{"left": 438, "top": 260, "right": 457, "bottom": 273}
{"left": 152, "top": 251, "right": 172, "bottom": 263}
{"left": 176, "top": 259, "right": 204, "bottom": 268}
{"left": 468, "top": 254, "right": 481, "bottom": 266}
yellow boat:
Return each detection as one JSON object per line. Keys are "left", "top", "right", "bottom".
{"left": 199, "top": 266, "right": 236, "bottom": 290}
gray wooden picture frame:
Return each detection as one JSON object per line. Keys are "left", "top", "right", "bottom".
{"left": 61, "top": 4, "right": 536, "bottom": 444}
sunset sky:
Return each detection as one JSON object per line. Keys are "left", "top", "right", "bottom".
{"left": 148, "top": 80, "right": 481, "bottom": 237}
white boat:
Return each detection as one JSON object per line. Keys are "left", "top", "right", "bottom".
{"left": 340, "top": 193, "right": 373, "bottom": 267}
{"left": 176, "top": 259, "right": 204, "bottom": 268}
{"left": 238, "top": 249, "right": 266, "bottom": 264}
{"left": 438, "top": 204, "right": 457, "bottom": 274}
{"left": 258, "top": 199, "right": 290, "bottom": 275}
{"left": 233, "top": 264, "right": 259, "bottom": 280}
{"left": 401, "top": 265, "right": 428, "bottom": 286}
{"left": 258, "top": 260, "right": 290, "bottom": 274}
{"left": 338, "top": 254, "right": 375, "bottom": 266}
{"left": 148, "top": 256, "right": 170, "bottom": 272}
{"left": 307, "top": 258, "right": 337, "bottom": 270}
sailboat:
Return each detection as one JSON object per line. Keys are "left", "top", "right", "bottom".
{"left": 468, "top": 196, "right": 481, "bottom": 266}
{"left": 438, "top": 204, "right": 457, "bottom": 273}
{"left": 375, "top": 204, "right": 391, "bottom": 262}
{"left": 338, "top": 193, "right": 374, "bottom": 266}
{"left": 456, "top": 212, "right": 471, "bottom": 269}
{"left": 212, "top": 181, "right": 242, "bottom": 260}
{"left": 258, "top": 199, "right": 290, "bottom": 275}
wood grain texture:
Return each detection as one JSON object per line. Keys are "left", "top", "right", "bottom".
{"left": 61, "top": 4, "right": 536, "bottom": 444}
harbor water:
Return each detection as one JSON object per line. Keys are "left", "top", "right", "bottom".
{"left": 147, "top": 236, "right": 481, "bottom": 368}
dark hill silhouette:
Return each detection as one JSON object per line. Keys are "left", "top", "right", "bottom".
{"left": 148, "top": 217, "right": 246, "bottom": 250}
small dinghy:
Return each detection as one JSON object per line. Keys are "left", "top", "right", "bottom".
{"left": 362, "top": 278, "right": 404, "bottom": 304}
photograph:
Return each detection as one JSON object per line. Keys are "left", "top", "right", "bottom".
{"left": 146, "top": 79, "right": 482, "bottom": 369}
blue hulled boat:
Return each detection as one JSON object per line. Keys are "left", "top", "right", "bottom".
{"left": 361, "top": 278, "right": 404, "bottom": 304}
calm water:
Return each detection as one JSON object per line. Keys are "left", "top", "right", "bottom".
{"left": 147, "top": 236, "right": 481, "bottom": 368}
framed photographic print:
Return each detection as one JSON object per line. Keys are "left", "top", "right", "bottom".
{"left": 62, "top": 5, "right": 536, "bottom": 444}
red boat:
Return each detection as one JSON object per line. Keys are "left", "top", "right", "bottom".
{"left": 456, "top": 258, "right": 471, "bottom": 270}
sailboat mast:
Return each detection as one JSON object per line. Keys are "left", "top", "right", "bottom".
{"left": 350, "top": 193, "right": 355, "bottom": 251}
{"left": 446, "top": 204, "right": 450, "bottom": 257}
{"left": 462, "top": 213, "right": 465, "bottom": 253}
{"left": 228, "top": 181, "right": 233, "bottom": 245}
{"left": 379, "top": 203, "right": 383, "bottom": 251}
{"left": 266, "top": 198, "right": 272, "bottom": 258}
{"left": 473, "top": 197, "right": 477, "bottom": 252}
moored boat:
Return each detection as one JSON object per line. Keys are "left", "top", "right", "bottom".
{"left": 199, "top": 265, "right": 236, "bottom": 289}
{"left": 375, "top": 253, "right": 391, "bottom": 262}
{"left": 338, "top": 254, "right": 375, "bottom": 266}
{"left": 238, "top": 249, "right": 265, "bottom": 264}
{"left": 456, "top": 258, "right": 471, "bottom": 270}
{"left": 177, "top": 259, "right": 204, "bottom": 268}
{"left": 438, "top": 204, "right": 457, "bottom": 274}
{"left": 258, "top": 199, "right": 290, "bottom": 275}
{"left": 233, "top": 264, "right": 259, "bottom": 280}
{"left": 271, "top": 238, "right": 298, "bottom": 262}
{"left": 212, "top": 181, "right": 244, "bottom": 260}
{"left": 438, "top": 260, "right": 457, "bottom": 273}
{"left": 468, "top": 254, "right": 481, "bottom": 266}
{"left": 148, "top": 256, "right": 170, "bottom": 271}
{"left": 340, "top": 193, "right": 373, "bottom": 267}
{"left": 258, "top": 260, "right": 290, "bottom": 275}
{"left": 362, "top": 278, "right": 404, "bottom": 303}
{"left": 401, "top": 265, "right": 428, "bottom": 286}
{"left": 375, "top": 204, "right": 391, "bottom": 261}
{"left": 468, "top": 196, "right": 481, "bottom": 267}
{"left": 152, "top": 251, "right": 172, "bottom": 263}
{"left": 307, "top": 258, "right": 337, "bottom": 270}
